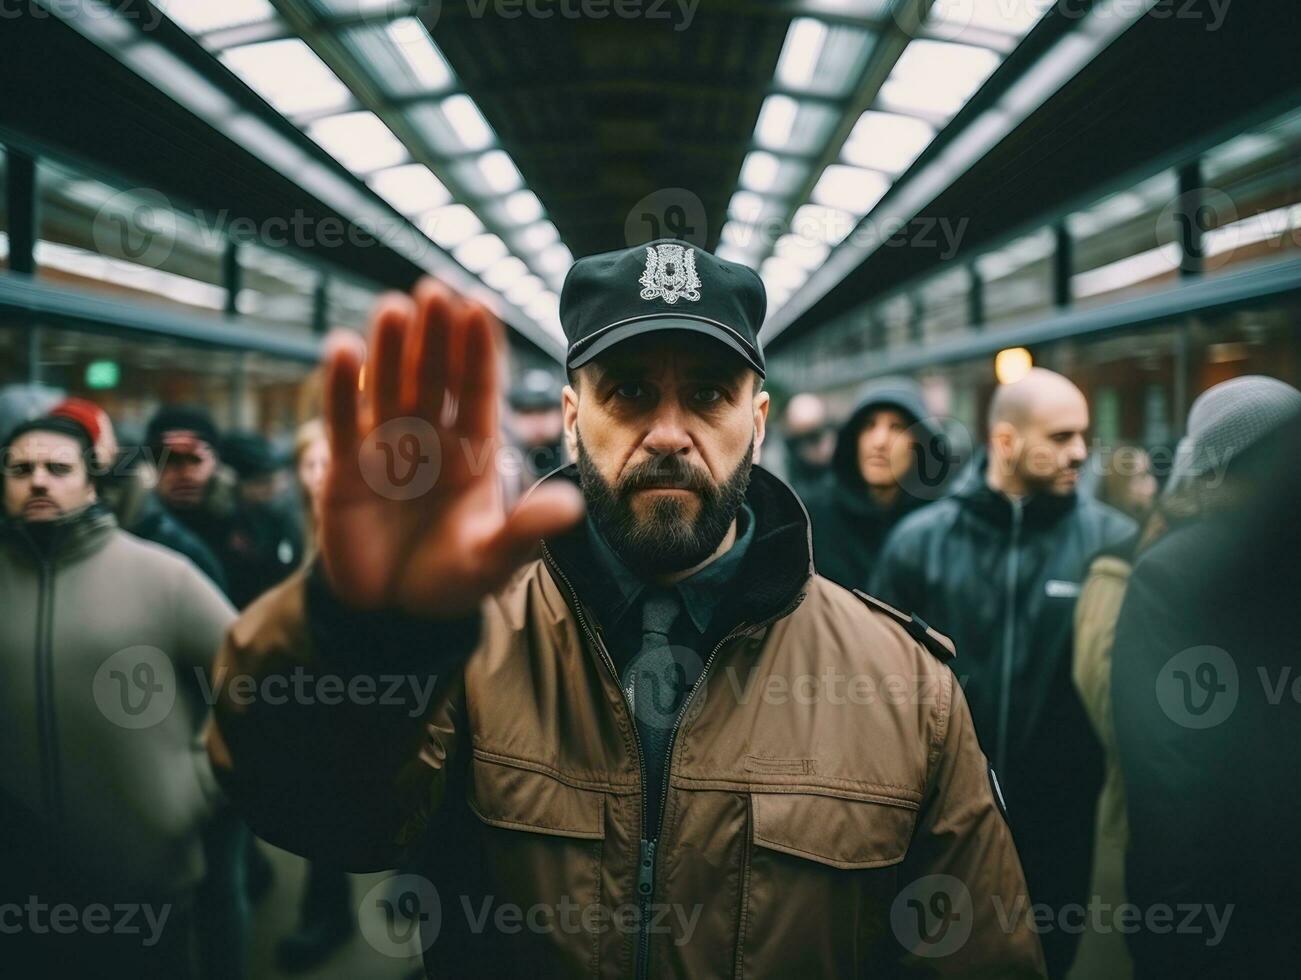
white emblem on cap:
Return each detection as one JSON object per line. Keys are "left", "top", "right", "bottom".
{"left": 639, "top": 243, "right": 701, "bottom": 304}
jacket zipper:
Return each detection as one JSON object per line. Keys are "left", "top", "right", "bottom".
{"left": 996, "top": 499, "right": 1023, "bottom": 778}
{"left": 543, "top": 541, "right": 805, "bottom": 979}
{"left": 541, "top": 544, "right": 654, "bottom": 974}
{"left": 636, "top": 599, "right": 802, "bottom": 977}
{"left": 17, "top": 524, "right": 62, "bottom": 834}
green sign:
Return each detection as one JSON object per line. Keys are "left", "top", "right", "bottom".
{"left": 85, "top": 360, "right": 120, "bottom": 390}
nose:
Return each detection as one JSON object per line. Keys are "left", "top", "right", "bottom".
{"left": 642, "top": 400, "right": 693, "bottom": 459}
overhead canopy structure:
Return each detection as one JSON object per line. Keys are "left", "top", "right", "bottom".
{"left": 12, "top": 0, "right": 1289, "bottom": 366}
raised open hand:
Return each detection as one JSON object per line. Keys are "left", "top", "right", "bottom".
{"left": 319, "top": 279, "right": 584, "bottom": 616}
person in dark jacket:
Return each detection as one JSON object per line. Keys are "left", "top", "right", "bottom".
{"left": 146, "top": 409, "right": 297, "bottom": 980}
{"left": 872, "top": 368, "right": 1135, "bottom": 978}
{"left": 1111, "top": 376, "right": 1301, "bottom": 979}
{"left": 804, "top": 377, "right": 949, "bottom": 591}
{"left": 146, "top": 408, "right": 299, "bottom": 611}
{"left": 219, "top": 430, "right": 304, "bottom": 610}
{"left": 779, "top": 392, "right": 835, "bottom": 501}
{"left": 50, "top": 398, "right": 230, "bottom": 591}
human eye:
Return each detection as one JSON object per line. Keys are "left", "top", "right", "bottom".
{"left": 614, "top": 381, "right": 648, "bottom": 401}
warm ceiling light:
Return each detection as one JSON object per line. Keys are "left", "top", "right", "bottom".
{"left": 994, "top": 347, "right": 1033, "bottom": 384}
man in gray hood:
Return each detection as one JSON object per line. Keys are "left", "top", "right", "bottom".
{"left": 804, "top": 376, "right": 950, "bottom": 591}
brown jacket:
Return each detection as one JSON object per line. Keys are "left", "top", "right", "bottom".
{"left": 208, "top": 468, "right": 1045, "bottom": 978}
{"left": 1067, "top": 553, "right": 1135, "bottom": 980}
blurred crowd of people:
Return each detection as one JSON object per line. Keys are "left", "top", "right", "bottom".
{"left": 2, "top": 358, "right": 1298, "bottom": 979}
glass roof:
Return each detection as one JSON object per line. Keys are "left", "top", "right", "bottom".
{"left": 722, "top": 2, "right": 1054, "bottom": 317}
{"left": 148, "top": 0, "right": 1061, "bottom": 338}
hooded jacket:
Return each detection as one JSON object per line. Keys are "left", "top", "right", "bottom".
{"left": 208, "top": 465, "right": 1046, "bottom": 978}
{"left": 0, "top": 504, "right": 234, "bottom": 900}
{"left": 870, "top": 463, "right": 1134, "bottom": 974}
{"left": 162, "top": 471, "right": 302, "bottom": 610}
{"left": 804, "top": 378, "right": 949, "bottom": 592}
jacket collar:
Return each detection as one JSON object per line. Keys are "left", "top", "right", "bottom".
{"left": 953, "top": 451, "right": 1079, "bottom": 530}
{"left": 543, "top": 463, "right": 813, "bottom": 637}
{"left": 1, "top": 502, "right": 117, "bottom": 566}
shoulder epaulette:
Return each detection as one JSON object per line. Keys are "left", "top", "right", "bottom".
{"left": 852, "top": 589, "right": 956, "bottom": 664}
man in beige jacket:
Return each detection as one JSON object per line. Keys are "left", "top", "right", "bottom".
{"left": 209, "top": 243, "right": 1047, "bottom": 978}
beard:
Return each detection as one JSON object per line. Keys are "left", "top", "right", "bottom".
{"left": 576, "top": 433, "right": 754, "bottom": 576}
{"left": 1020, "top": 463, "right": 1081, "bottom": 497}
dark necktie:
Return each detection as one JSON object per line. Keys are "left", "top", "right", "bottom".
{"left": 624, "top": 587, "right": 693, "bottom": 837}
{"left": 625, "top": 588, "right": 687, "bottom": 731}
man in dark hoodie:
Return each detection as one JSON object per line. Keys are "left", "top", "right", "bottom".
{"left": 804, "top": 376, "right": 949, "bottom": 592}
{"left": 871, "top": 368, "right": 1135, "bottom": 978}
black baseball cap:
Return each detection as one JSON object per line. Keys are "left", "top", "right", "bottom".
{"left": 560, "top": 239, "right": 767, "bottom": 378}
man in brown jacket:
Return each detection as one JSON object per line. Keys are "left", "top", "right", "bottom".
{"left": 208, "top": 241, "right": 1046, "bottom": 978}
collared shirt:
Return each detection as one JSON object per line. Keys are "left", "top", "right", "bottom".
{"left": 586, "top": 502, "right": 756, "bottom": 674}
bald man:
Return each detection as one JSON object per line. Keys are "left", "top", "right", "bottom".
{"left": 871, "top": 369, "right": 1135, "bottom": 979}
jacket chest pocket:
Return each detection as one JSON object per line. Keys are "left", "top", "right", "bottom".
{"left": 739, "top": 790, "right": 919, "bottom": 979}
{"left": 462, "top": 752, "right": 608, "bottom": 976}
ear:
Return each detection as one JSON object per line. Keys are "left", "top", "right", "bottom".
{"left": 989, "top": 420, "right": 1019, "bottom": 468}
{"left": 752, "top": 388, "right": 770, "bottom": 463}
{"left": 562, "top": 383, "right": 580, "bottom": 461}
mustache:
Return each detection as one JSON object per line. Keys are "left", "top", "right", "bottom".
{"left": 618, "top": 455, "right": 714, "bottom": 495}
